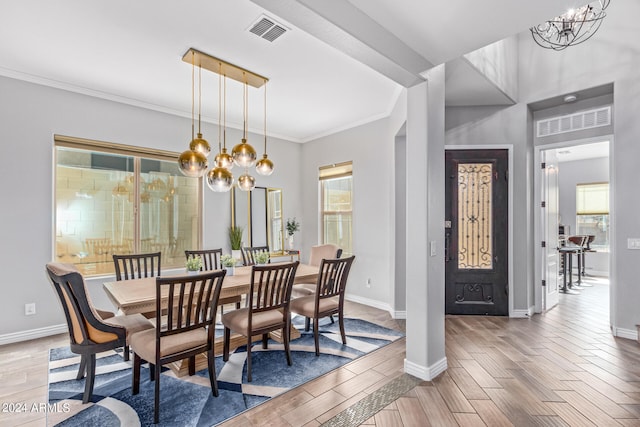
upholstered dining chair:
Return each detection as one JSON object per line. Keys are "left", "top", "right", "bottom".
{"left": 292, "top": 244, "right": 342, "bottom": 298}
{"left": 112, "top": 251, "right": 161, "bottom": 281}
{"left": 130, "top": 269, "right": 226, "bottom": 424}
{"left": 45, "top": 262, "right": 154, "bottom": 403}
{"left": 185, "top": 248, "right": 241, "bottom": 311}
{"left": 222, "top": 261, "right": 299, "bottom": 382}
{"left": 241, "top": 246, "right": 270, "bottom": 266}
{"left": 290, "top": 256, "right": 355, "bottom": 356}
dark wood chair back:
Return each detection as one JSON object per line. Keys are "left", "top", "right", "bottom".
{"left": 242, "top": 246, "right": 270, "bottom": 266}
{"left": 185, "top": 248, "right": 223, "bottom": 271}
{"left": 112, "top": 252, "right": 161, "bottom": 280}
{"left": 316, "top": 256, "right": 355, "bottom": 301}
{"left": 249, "top": 261, "right": 299, "bottom": 314}
{"left": 45, "top": 262, "right": 126, "bottom": 403}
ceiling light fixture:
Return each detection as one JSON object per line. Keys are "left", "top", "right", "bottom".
{"left": 178, "top": 48, "right": 271, "bottom": 192}
{"left": 256, "top": 79, "right": 274, "bottom": 176}
{"left": 178, "top": 51, "right": 208, "bottom": 178}
{"left": 530, "top": 0, "right": 610, "bottom": 51}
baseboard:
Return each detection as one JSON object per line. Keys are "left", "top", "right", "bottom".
{"left": 614, "top": 326, "right": 638, "bottom": 341}
{"left": 345, "top": 293, "right": 394, "bottom": 317}
{"left": 404, "top": 356, "right": 448, "bottom": 381}
{"left": 0, "top": 324, "right": 67, "bottom": 346}
{"left": 393, "top": 311, "right": 407, "bottom": 320}
{"left": 510, "top": 307, "right": 534, "bottom": 318}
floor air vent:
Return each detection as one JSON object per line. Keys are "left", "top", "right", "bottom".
{"left": 536, "top": 106, "right": 611, "bottom": 137}
{"left": 249, "top": 15, "right": 288, "bottom": 42}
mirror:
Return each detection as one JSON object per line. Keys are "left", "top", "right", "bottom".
{"left": 231, "top": 187, "right": 284, "bottom": 253}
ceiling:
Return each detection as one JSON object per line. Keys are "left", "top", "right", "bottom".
{"left": 0, "top": 0, "right": 570, "bottom": 143}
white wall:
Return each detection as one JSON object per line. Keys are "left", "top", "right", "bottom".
{"left": 464, "top": 35, "right": 519, "bottom": 101}
{"left": 0, "top": 75, "right": 301, "bottom": 340}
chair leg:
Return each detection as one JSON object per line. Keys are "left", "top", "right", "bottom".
{"left": 246, "top": 336, "right": 253, "bottom": 382}
{"left": 314, "top": 317, "right": 320, "bottom": 356}
{"left": 262, "top": 333, "right": 269, "bottom": 349}
{"left": 154, "top": 358, "right": 161, "bottom": 424}
{"left": 235, "top": 301, "right": 241, "bottom": 309}
{"left": 149, "top": 363, "right": 155, "bottom": 381}
{"left": 339, "top": 311, "right": 346, "bottom": 345}
{"left": 284, "top": 321, "right": 292, "bottom": 366}
{"left": 207, "top": 348, "right": 219, "bottom": 397}
{"left": 124, "top": 345, "right": 130, "bottom": 361}
{"left": 76, "top": 354, "right": 87, "bottom": 380}
{"left": 305, "top": 317, "right": 310, "bottom": 332}
{"left": 188, "top": 356, "right": 195, "bottom": 376}
{"left": 223, "top": 327, "right": 230, "bottom": 362}
{"left": 82, "top": 354, "right": 96, "bottom": 404}
{"left": 330, "top": 315, "right": 335, "bottom": 324}
{"left": 132, "top": 353, "right": 141, "bottom": 395}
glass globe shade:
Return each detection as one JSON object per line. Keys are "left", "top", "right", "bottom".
{"left": 237, "top": 172, "right": 256, "bottom": 192}
{"left": 256, "top": 154, "right": 274, "bottom": 176}
{"left": 232, "top": 138, "right": 257, "bottom": 168}
{"left": 215, "top": 148, "right": 234, "bottom": 170}
{"left": 189, "top": 133, "right": 211, "bottom": 157}
{"left": 206, "top": 167, "right": 234, "bottom": 192}
{"left": 178, "top": 149, "right": 208, "bottom": 178}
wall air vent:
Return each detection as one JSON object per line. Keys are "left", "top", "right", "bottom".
{"left": 248, "top": 15, "right": 288, "bottom": 42}
{"left": 536, "top": 106, "right": 611, "bottom": 138}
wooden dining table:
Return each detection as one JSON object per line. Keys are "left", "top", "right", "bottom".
{"left": 102, "top": 263, "right": 319, "bottom": 376}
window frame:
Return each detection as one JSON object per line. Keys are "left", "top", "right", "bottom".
{"left": 319, "top": 161, "right": 353, "bottom": 255}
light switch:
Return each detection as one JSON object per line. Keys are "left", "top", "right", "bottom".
{"left": 430, "top": 241, "right": 436, "bottom": 257}
{"left": 628, "top": 238, "right": 640, "bottom": 249}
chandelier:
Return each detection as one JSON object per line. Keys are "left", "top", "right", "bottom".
{"left": 530, "top": 0, "right": 610, "bottom": 51}
{"left": 178, "top": 48, "right": 273, "bottom": 192}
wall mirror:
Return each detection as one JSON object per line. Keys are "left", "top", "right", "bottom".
{"left": 231, "top": 187, "right": 284, "bottom": 253}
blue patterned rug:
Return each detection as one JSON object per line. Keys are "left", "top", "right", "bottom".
{"left": 48, "top": 317, "right": 403, "bottom": 426}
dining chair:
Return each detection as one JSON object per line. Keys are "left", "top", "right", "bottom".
{"left": 290, "top": 256, "right": 355, "bottom": 356}
{"left": 45, "top": 263, "right": 154, "bottom": 402}
{"left": 185, "top": 248, "right": 241, "bottom": 311}
{"left": 112, "top": 251, "right": 161, "bottom": 281}
{"left": 130, "top": 269, "right": 226, "bottom": 424}
{"left": 292, "top": 244, "right": 343, "bottom": 298}
{"left": 241, "top": 245, "right": 270, "bottom": 266}
{"left": 222, "top": 261, "right": 299, "bottom": 382}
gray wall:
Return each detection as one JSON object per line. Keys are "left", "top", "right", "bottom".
{"left": 0, "top": 75, "right": 301, "bottom": 339}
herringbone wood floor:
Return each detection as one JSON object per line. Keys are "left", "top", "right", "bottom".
{"left": 3, "top": 276, "right": 639, "bottom": 426}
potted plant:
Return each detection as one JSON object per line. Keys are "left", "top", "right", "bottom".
{"left": 255, "top": 251, "right": 270, "bottom": 265}
{"left": 220, "top": 254, "right": 237, "bottom": 276}
{"left": 286, "top": 218, "right": 300, "bottom": 249}
{"left": 185, "top": 254, "right": 203, "bottom": 274}
{"left": 228, "top": 225, "right": 243, "bottom": 260}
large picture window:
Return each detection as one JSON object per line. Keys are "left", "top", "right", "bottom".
{"left": 55, "top": 136, "right": 201, "bottom": 276}
{"left": 576, "top": 182, "right": 609, "bottom": 249}
{"left": 319, "top": 161, "right": 353, "bottom": 255}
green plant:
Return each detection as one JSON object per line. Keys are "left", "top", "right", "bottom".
{"left": 286, "top": 218, "right": 300, "bottom": 237}
{"left": 220, "top": 254, "right": 237, "bottom": 268}
{"left": 228, "top": 226, "right": 243, "bottom": 250}
{"left": 185, "top": 255, "right": 203, "bottom": 271}
{"left": 255, "top": 251, "right": 270, "bottom": 264}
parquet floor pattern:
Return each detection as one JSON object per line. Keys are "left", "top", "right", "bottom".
{"left": 3, "top": 276, "right": 640, "bottom": 426}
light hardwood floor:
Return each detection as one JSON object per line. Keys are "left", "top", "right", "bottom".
{"left": 3, "top": 275, "right": 640, "bottom": 426}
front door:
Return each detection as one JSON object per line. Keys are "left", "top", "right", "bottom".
{"left": 445, "top": 149, "right": 509, "bottom": 315}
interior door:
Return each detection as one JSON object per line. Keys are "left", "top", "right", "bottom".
{"left": 445, "top": 149, "right": 509, "bottom": 315}
{"left": 542, "top": 150, "right": 560, "bottom": 310}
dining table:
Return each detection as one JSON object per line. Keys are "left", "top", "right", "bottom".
{"left": 102, "top": 262, "right": 319, "bottom": 376}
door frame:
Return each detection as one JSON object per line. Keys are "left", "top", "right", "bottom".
{"left": 444, "top": 144, "right": 514, "bottom": 317}
{"left": 533, "top": 135, "right": 614, "bottom": 314}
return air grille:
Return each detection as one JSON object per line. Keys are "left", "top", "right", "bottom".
{"left": 248, "top": 15, "right": 288, "bottom": 42}
{"left": 536, "top": 106, "right": 611, "bottom": 137}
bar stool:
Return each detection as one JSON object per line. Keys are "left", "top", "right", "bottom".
{"left": 567, "top": 235, "right": 591, "bottom": 287}
{"left": 558, "top": 247, "right": 581, "bottom": 294}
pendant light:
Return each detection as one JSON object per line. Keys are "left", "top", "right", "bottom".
{"left": 207, "top": 66, "right": 234, "bottom": 192}
{"left": 214, "top": 73, "right": 234, "bottom": 171}
{"left": 189, "top": 63, "right": 211, "bottom": 157}
{"left": 232, "top": 77, "right": 257, "bottom": 169}
{"left": 179, "top": 51, "right": 208, "bottom": 177}
{"left": 256, "top": 79, "right": 274, "bottom": 176}
{"left": 237, "top": 170, "right": 256, "bottom": 192}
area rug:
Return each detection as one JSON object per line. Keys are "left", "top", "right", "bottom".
{"left": 47, "top": 317, "right": 403, "bottom": 426}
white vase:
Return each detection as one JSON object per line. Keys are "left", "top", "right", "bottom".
{"left": 288, "top": 235, "right": 294, "bottom": 250}
{"left": 186, "top": 269, "right": 199, "bottom": 275}
{"left": 225, "top": 266, "right": 235, "bottom": 276}
{"left": 232, "top": 249, "right": 242, "bottom": 265}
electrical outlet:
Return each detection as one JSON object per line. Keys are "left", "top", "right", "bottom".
{"left": 628, "top": 238, "right": 640, "bottom": 249}
{"left": 25, "top": 303, "right": 36, "bottom": 316}
{"left": 366, "top": 278, "right": 371, "bottom": 288}
{"left": 430, "top": 241, "right": 437, "bottom": 257}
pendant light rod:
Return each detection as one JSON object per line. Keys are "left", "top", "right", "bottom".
{"left": 182, "top": 48, "right": 268, "bottom": 88}
{"left": 217, "top": 63, "right": 222, "bottom": 154}
{"left": 190, "top": 51, "right": 195, "bottom": 141}
{"left": 263, "top": 80, "right": 267, "bottom": 154}
{"left": 197, "top": 64, "right": 203, "bottom": 134}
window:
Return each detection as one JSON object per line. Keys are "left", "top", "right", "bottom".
{"left": 55, "top": 136, "right": 201, "bottom": 276}
{"left": 320, "top": 162, "right": 353, "bottom": 255}
{"left": 576, "top": 182, "right": 609, "bottom": 249}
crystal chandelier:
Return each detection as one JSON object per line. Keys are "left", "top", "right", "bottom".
{"left": 530, "top": 0, "right": 610, "bottom": 51}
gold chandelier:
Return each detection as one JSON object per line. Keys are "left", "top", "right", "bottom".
{"left": 178, "top": 48, "right": 274, "bottom": 192}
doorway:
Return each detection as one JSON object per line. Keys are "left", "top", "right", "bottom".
{"left": 445, "top": 149, "right": 509, "bottom": 315}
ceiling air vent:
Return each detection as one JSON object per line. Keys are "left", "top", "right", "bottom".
{"left": 536, "top": 106, "right": 611, "bottom": 138}
{"left": 248, "top": 15, "right": 288, "bottom": 42}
